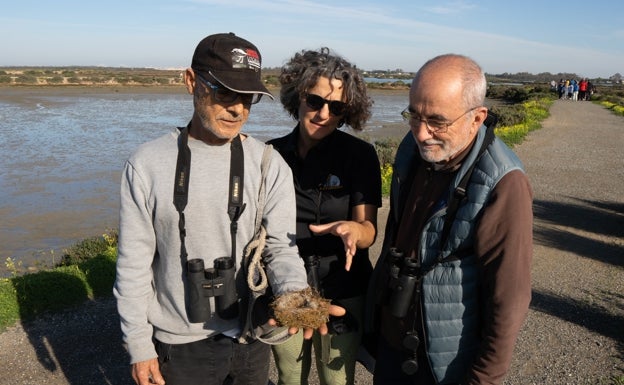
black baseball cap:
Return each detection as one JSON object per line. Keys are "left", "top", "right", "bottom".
{"left": 191, "top": 32, "right": 273, "bottom": 99}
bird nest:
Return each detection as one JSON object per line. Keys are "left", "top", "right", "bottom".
{"left": 271, "top": 287, "right": 331, "bottom": 329}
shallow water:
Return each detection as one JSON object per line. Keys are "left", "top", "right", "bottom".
{"left": 0, "top": 89, "right": 407, "bottom": 274}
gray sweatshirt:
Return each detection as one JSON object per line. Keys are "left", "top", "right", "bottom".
{"left": 114, "top": 129, "right": 308, "bottom": 364}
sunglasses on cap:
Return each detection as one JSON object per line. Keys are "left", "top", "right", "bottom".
{"left": 196, "top": 73, "right": 262, "bottom": 105}
{"left": 304, "top": 93, "right": 347, "bottom": 116}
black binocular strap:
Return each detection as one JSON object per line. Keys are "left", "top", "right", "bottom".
{"left": 173, "top": 125, "right": 245, "bottom": 268}
{"left": 174, "top": 126, "right": 192, "bottom": 263}
{"left": 227, "top": 135, "right": 246, "bottom": 265}
{"left": 438, "top": 115, "right": 496, "bottom": 261}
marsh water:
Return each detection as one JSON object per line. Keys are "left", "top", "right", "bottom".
{"left": 0, "top": 88, "right": 407, "bottom": 274}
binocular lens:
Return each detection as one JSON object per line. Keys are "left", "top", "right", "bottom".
{"left": 401, "top": 359, "right": 419, "bottom": 375}
{"left": 401, "top": 332, "right": 420, "bottom": 375}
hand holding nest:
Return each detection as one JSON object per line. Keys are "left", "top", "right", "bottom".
{"left": 268, "top": 287, "right": 346, "bottom": 339}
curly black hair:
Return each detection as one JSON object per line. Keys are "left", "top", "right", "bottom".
{"left": 279, "top": 47, "right": 372, "bottom": 131}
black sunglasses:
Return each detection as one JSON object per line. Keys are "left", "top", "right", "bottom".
{"left": 305, "top": 93, "right": 347, "bottom": 116}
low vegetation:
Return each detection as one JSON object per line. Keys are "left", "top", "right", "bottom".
{"left": 1, "top": 231, "right": 117, "bottom": 331}
{"left": 0, "top": 67, "right": 184, "bottom": 86}
{"left": 594, "top": 83, "right": 624, "bottom": 118}
{"left": 492, "top": 98, "right": 553, "bottom": 146}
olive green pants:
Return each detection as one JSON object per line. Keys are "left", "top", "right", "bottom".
{"left": 271, "top": 296, "right": 363, "bottom": 385}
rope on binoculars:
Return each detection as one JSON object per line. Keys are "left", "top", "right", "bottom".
{"left": 244, "top": 225, "right": 268, "bottom": 292}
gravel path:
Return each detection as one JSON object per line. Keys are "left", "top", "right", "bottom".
{"left": 1, "top": 99, "right": 622, "bottom": 385}
{"left": 502, "top": 100, "right": 624, "bottom": 384}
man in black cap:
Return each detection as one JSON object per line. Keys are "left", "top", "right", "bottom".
{"left": 114, "top": 33, "right": 338, "bottom": 385}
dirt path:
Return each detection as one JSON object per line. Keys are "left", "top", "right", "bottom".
{"left": 503, "top": 100, "right": 624, "bottom": 384}
{"left": 1, "top": 100, "right": 622, "bottom": 385}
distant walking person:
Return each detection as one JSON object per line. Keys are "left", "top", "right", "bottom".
{"left": 579, "top": 78, "right": 588, "bottom": 101}
{"left": 558, "top": 79, "right": 566, "bottom": 99}
{"left": 587, "top": 80, "right": 595, "bottom": 101}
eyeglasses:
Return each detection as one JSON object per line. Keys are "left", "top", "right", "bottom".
{"left": 196, "top": 73, "right": 262, "bottom": 105}
{"left": 305, "top": 93, "right": 347, "bottom": 116}
{"left": 401, "top": 106, "right": 479, "bottom": 134}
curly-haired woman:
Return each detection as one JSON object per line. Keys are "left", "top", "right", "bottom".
{"left": 268, "top": 47, "right": 381, "bottom": 385}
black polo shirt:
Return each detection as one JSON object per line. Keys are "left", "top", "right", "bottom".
{"left": 268, "top": 126, "right": 382, "bottom": 299}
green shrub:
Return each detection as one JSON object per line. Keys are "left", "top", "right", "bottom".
{"left": 16, "top": 74, "right": 38, "bottom": 84}
{"left": 599, "top": 101, "right": 624, "bottom": 117}
{"left": 381, "top": 163, "right": 393, "bottom": 196}
{"left": 0, "top": 279, "right": 19, "bottom": 330}
{"left": 495, "top": 123, "right": 528, "bottom": 146}
{"left": 372, "top": 138, "right": 400, "bottom": 197}
{"left": 58, "top": 230, "right": 117, "bottom": 266}
{"left": 0, "top": 230, "right": 119, "bottom": 331}
{"left": 48, "top": 76, "right": 64, "bottom": 84}
{"left": 80, "top": 248, "right": 117, "bottom": 297}
{"left": 264, "top": 75, "right": 279, "bottom": 87}
{"left": 374, "top": 138, "right": 399, "bottom": 167}
{"left": 486, "top": 85, "right": 548, "bottom": 103}
{"left": 490, "top": 104, "right": 527, "bottom": 126}
{"left": 11, "top": 266, "right": 90, "bottom": 319}
{"left": 502, "top": 87, "right": 530, "bottom": 102}
{"left": 494, "top": 97, "right": 552, "bottom": 146}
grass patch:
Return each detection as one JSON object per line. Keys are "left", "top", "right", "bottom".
{"left": 494, "top": 97, "right": 552, "bottom": 147}
{"left": 600, "top": 375, "right": 624, "bottom": 385}
{"left": 599, "top": 101, "right": 624, "bottom": 117}
{"left": 0, "top": 232, "right": 117, "bottom": 332}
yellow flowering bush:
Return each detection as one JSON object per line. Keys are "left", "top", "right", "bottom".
{"left": 381, "top": 163, "right": 393, "bottom": 197}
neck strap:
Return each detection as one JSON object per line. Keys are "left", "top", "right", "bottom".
{"left": 438, "top": 121, "right": 495, "bottom": 252}
{"left": 173, "top": 125, "right": 245, "bottom": 267}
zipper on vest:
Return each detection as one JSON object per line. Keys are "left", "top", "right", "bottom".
{"left": 418, "top": 297, "right": 438, "bottom": 382}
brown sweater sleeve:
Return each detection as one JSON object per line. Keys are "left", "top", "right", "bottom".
{"left": 467, "top": 170, "right": 534, "bottom": 385}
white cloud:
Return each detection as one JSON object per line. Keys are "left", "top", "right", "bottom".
{"left": 423, "top": 0, "right": 478, "bottom": 15}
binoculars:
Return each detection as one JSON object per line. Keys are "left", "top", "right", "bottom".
{"left": 387, "top": 248, "right": 424, "bottom": 375}
{"left": 186, "top": 257, "right": 238, "bottom": 323}
{"left": 387, "top": 248, "right": 421, "bottom": 319}
{"left": 303, "top": 255, "right": 321, "bottom": 293}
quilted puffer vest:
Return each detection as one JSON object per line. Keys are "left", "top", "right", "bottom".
{"left": 388, "top": 125, "right": 525, "bottom": 383}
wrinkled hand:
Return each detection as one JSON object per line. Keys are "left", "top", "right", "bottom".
{"left": 309, "top": 221, "right": 359, "bottom": 271}
{"left": 268, "top": 304, "right": 346, "bottom": 339}
{"left": 132, "top": 358, "right": 165, "bottom": 385}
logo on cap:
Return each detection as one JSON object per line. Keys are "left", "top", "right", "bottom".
{"left": 231, "top": 48, "right": 261, "bottom": 71}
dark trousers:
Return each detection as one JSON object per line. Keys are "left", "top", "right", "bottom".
{"left": 155, "top": 335, "right": 271, "bottom": 385}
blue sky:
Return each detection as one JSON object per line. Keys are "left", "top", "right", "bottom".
{"left": 2, "top": 0, "right": 623, "bottom": 78}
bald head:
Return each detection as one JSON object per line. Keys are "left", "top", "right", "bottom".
{"left": 411, "top": 54, "right": 487, "bottom": 110}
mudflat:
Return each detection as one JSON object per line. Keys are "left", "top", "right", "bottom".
{"left": 0, "top": 99, "right": 622, "bottom": 384}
